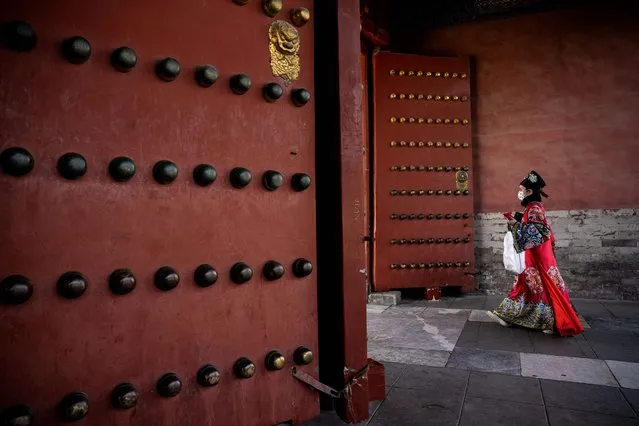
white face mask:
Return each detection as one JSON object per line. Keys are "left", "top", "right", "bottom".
{"left": 517, "top": 191, "right": 526, "bottom": 201}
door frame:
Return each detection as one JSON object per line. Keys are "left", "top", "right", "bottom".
{"left": 314, "top": 0, "right": 370, "bottom": 422}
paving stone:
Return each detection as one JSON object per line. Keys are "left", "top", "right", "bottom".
{"left": 435, "top": 297, "right": 457, "bottom": 308}
{"left": 446, "top": 347, "right": 521, "bottom": 375}
{"left": 368, "top": 345, "right": 450, "bottom": 367}
{"left": 449, "top": 295, "right": 487, "bottom": 310}
{"left": 607, "top": 361, "right": 639, "bottom": 390}
{"left": 367, "top": 291, "right": 401, "bottom": 306}
{"left": 459, "top": 397, "right": 548, "bottom": 426}
{"left": 417, "top": 308, "right": 470, "bottom": 349}
{"left": 366, "top": 315, "right": 410, "bottom": 341}
{"left": 603, "top": 302, "right": 639, "bottom": 320}
{"left": 455, "top": 321, "right": 481, "bottom": 347}
{"left": 485, "top": 295, "right": 506, "bottom": 310}
{"left": 578, "top": 314, "right": 591, "bottom": 329}
{"left": 589, "top": 318, "right": 639, "bottom": 332}
{"left": 466, "top": 371, "right": 543, "bottom": 405}
{"left": 367, "top": 310, "right": 465, "bottom": 352}
{"left": 368, "top": 386, "right": 463, "bottom": 426}
{"left": 621, "top": 388, "right": 639, "bottom": 415}
{"left": 393, "top": 365, "right": 469, "bottom": 393}
{"left": 398, "top": 299, "right": 429, "bottom": 307}
{"left": 520, "top": 353, "right": 618, "bottom": 386}
{"left": 572, "top": 299, "right": 613, "bottom": 319}
{"left": 529, "top": 331, "right": 596, "bottom": 358}
{"left": 584, "top": 330, "right": 639, "bottom": 362}
{"left": 366, "top": 304, "right": 390, "bottom": 314}
{"left": 541, "top": 380, "right": 635, "bottom": 417}
{"left": 382, "top": 361, "right": 405, "bottom": 387}
{"left": 546, "top": 407, "right": 639, "bottom": 426}
{"left": 457, "top": 322, "right": 534, "bottom": 352}
{"left": 468, "top": 309, "right": 495, "bottom": 322}
{"left": 381, "top": 306, "right": 426, "bottom": 317}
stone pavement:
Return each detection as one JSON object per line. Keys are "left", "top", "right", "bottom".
{"left": 303, "top": 295, "right": 639, "bottom": 425}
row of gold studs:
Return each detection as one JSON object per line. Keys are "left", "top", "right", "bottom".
{"left": 390, "top": 213, "right": 471, "bottom": 220}
{"left": 389, "top": 93, "right": 469, "bottom": 102}
{"left": 390, "top": 165, "right": 469, "bottom": 172}
{"left": 390, "top": 262, "right": 472, "bottom": 270}
{"left": 390, "top": 117, "right": 470, "bottom": 125}
{"left": 389, "top": 70, "right": 468, "bottom": 79}
{"left": 389, "top": 141, "right": 470, "bottom": 148}
{"left": 390, "top": 189, "right": 471, "bottom": 196}
{"left": 390, "top": 237, "right": 472, "bottom": 245}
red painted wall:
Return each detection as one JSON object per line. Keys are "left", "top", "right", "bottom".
{"left": 394, "top": 1, "right": 639, "bottom": 212}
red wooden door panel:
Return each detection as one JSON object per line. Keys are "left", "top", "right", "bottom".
{"left": 0, "top": 1, "right": 318, "bottom": 425}
{"left": 372, "top": 52, "right": 475, "bottom": 293}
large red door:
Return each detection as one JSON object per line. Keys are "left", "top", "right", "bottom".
{"left": 372, "top": 52, "right": 475, "bottom": 294}
{"left": 0, "top": 1, "right": 318, "bottom": 425}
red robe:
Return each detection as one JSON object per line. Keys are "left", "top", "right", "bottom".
{"left": 493, "top": 201, "right": 584, "bottom": 336}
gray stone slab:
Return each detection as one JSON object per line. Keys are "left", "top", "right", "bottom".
{"left": 367, "top": 314, "right": 411, "bottom": 341}
{"left": 485, "top": 295, "right": 507, "bottom": 310}
{"left": 481, "top": 322, "right": 535, "bottom": 352}
{"left": 449, "top": 295, "right": 487, "bottom": 310}
{"left": 393, "top": 365, "right": 469, "bottom": 393}
{"left": 468, "top": 309, "right": 495, "bottom": 322}
{"left": 382, "top": 361, "right": 405, "bottom": 387}
{"left": 603, "top": 302, "right": 639, "bottom": 319}
{"left": 607, "top": 361, "right": 639, "bottom": 390}
{"left": 530, "top": 331, "right": 596, "bottom": 358}
{"left": 368, "top": 345, "right": 450, "bottom": 367}
{"left": 446, "top": 347, "right": 521, "bottom": 375}
{"left": 541, "top": 380, "right": 635, "bottom": 417}
{"left": 546, "top": 407, "right": 639, "bottom": 426}
{"left": 575, "top": 334, "right": 599, "bottom": 358}
{"left": 572, "top": 298, "right": 614, "bottom": 319}
{"left": 458, "top": 322, "right": 534, "bottom": 353}
{"left": 520, "top": 353, "right": 618, "bottom": 386}
{"left": 455, "top": 322, "right": 480, "bottom": 347}
{"left": 417, "top": 308, "right": 470, "bottom": 351}
{"left": 367, "top": 310, "right": 465, "bottom": 352}
{"left": 621, "top": 388, "right": 639, "bottom": 415}
{"left": 584, "top": 330, "right": 639, "bottom": 362}
{"left": 381, "top": 305, "right": 426, "bottom": 317}
{"left": 366, "top": 304, "right": 390, "bottom": 314}
{"left": 589, "top": 318, "right": 639, "bottom": 332}
{"left": 466, "top": 371, "right": 543, "bottom": 405}
{"left": 579, "top": 314, "right": 591, "bottom": 329}
{"left": 368, "top": 387, "right": 462, "bottom": 426}
{"left": 367, "top": 291, "right": 401, "bottom": 306}
{"left": 434, "top": 297, "right": 457, "bottom": 308}
{"left": 459, "top": 397, "right": 548, "bottom": 426}
{"left": 399, "top": 299, "right": 432, "bottom": 307}
{"left": 422, "top": 307, "right": 471, "bottom": 318}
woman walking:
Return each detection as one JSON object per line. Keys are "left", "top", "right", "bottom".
{"left": 487, "top": 171, "right": 583, "bottom": 336}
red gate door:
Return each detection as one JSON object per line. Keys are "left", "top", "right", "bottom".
{"left": 371, "top": 52, "right": 475, "bottom": 294}
{"left": 0, "top": 1, "right": 318, "bottom": 425}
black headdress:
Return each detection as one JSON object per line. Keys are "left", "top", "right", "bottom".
{"left": 520, "top": 170, "right": 548, "bottom": 198}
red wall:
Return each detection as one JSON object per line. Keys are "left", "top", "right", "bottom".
{"left": 395, "top": 1, "right": 639, "bottom": 212}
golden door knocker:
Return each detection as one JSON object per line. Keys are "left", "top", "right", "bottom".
{"left": 456, "top": 170, "right": 469, "bottom": 191}
{"left": 269, "top": 20, "right": 300, "bottom": 85}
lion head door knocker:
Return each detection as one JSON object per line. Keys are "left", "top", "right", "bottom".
{"left": 456, "top": 170, "right": 469, "bottom": 191}
{"left": 268, "top": 20, "right": 300, "bottom": 86}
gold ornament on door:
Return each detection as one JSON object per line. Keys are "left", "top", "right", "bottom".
{"left": 456, "top": 170, "right": 469, "bottom": 191}
{"left": 269, "top": 20, "right": 300, "bottom": 86}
